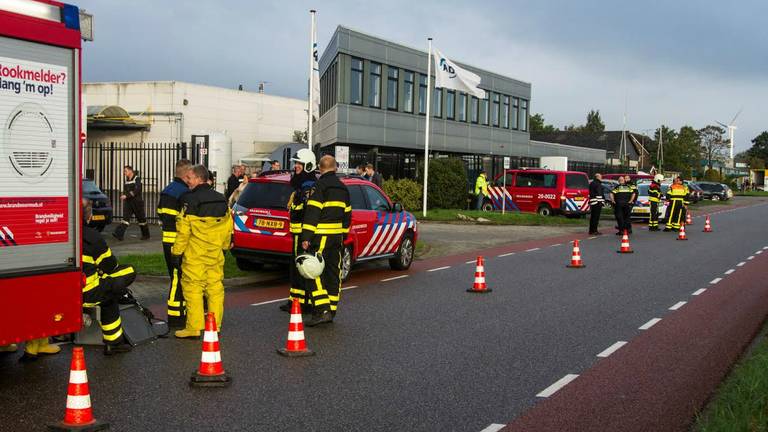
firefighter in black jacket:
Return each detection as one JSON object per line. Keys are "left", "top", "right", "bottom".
{"left": 157, "top": 159, "right": 191, "bottom": 328}
{"left": 611, "top": 176, "right": 636, "bottom": 235}
{"left": 648, "top": 174, "right": 663, "bottom": 231}
{"left": 280, "top": 149, "right": 317, "bottom": 313}
{"left": 82, "top": 200, "right": 135, "bottom": 355}
{"left": 588, "top": 173, "right": 604, "bottom": 235}
{"left": 113, "top": 165, "right": 150, "bottom": 241}
{"left": 300, "top": 155, "right": 351, "bottom": 327}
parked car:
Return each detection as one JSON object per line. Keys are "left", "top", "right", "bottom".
{"left": 83, "top": 179, "right": 112, "bottom": 231}
{"left": 231, "top": 171, "right": 418, "bottom": 280}
{"left": 696, "top": 181, "right": 731, "bottom": 201}
{"left": 684, "top": 181, "right": 704, "bottom": 203}
{"left": 489, "top": 169, "right": 590, "bottom": 217}
{"left": 631, "top": 182, "right": 670, "bottom": 221}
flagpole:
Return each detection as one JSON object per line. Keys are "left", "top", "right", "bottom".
{"left": 307, "top": 9, "right": 316, "bottom": 151}
{"left": 422, "top": 37, "right": 432, "bottom": 218}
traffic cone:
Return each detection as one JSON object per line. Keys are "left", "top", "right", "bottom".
{"left": 566, "top": 240, "right": 585, "bottom": 268}
{"left": 677, "top": 224, "right": 688, "bottom": 241}
{"left": 48, "top": 347, "right": 109, "bottom": 431}
{"left": 703, "top": 215, "right": 712, "bottom": 232}
{"left": 686, "top": 211, "right": 693, "bottom": 225}
{"left": 190, "top": 312, "right": 231, "bottom": 387}
{"left": 467, "top": 256, "right": 492, "bottom": 293}
{"left": 617, "top": 230, "right": 634, "bottom": 254}
{"left": 277, "top": 298, "right": 315, "bottom": 357}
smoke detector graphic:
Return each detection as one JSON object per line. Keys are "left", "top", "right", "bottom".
{"left": 4, "top": 102, "right": 55, "bottom": 180}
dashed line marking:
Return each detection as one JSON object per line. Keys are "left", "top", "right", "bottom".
{"left": 525, "top": 247, "right": 541, "bottom": 252}
{"left": 710, "top": 277, "right": 723, "bottom": 284}
{"left": 381, "top": 275, "right": 409, "bottom": 282}
{"left": 747, "top": 256, "right": 755, "bottom": 260}
{"left": 479, "top": 424, "right": 506, "bottom": 432}
{"left": 551, "top": 243, "right": 562, "bottom": 247}
{"left": 498, "top": 252, "right": 516, "bottom": 257}
{"left": 536, "top": 374, "right": 579, "bottom": 398}
{"left": 597, "top": 341, "right": 627, "bottom": 358}
{"left": 724, "top": 269, "right": 735, "bottom": 275}
{"left": 588, "top": 236, "right": 598, "bottom": 240}
{"left": 669, "top": 301, "right": 687, "bottom": 311}
{"left": 427, "top": 266, "right": 450, "bottom": 272}
{"left": 756, "top": 251, "right": 763, "bottom": 255}
{"left": 763, "top": 246, "right": 768, "bottom": 250}
{"left": 250, "top": 297, "right": 288, "bottom": 307}
{"left": 737, "top": 262, "right": 746, "bottom": 267}
{"left": 639, "top": 318, "right": 661, "bottom": 330}
{"left": 692, "top": 288, "right": 707, "bottom": 296}
{"left": 465, "top": 260, "right": 476, "bottom": 264}
{"left": 341, "top": 285, "right": 358, "bottom": 291}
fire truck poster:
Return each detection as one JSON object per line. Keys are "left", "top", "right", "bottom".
{"left": 0, "top": 56, "right": 71, "bottom": 245}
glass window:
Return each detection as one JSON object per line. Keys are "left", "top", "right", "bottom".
{"left": 363, "top": 185, "right": 390, "bottom": 211}
{"left": 237, "top": 182, "right": 293, "bottom": 209}
{"left": 480, "top": 91, "right": 489, "bottom": 125}
{"left": 349, "top": 185, "right": 367, "bottom": 210}
{"left": 491, "top": 93, "right": 500, "bottom": 127}
{"left": 403, "top": 71, "right": 414, "bottom": 113}
{"left": 445, "top": 91, "right": 455, "bottom": 120}
{"left": 350, "top": 57, "right": 363, "bottom": 105}
{"left": 387, "top": 67, "right": 398, "bottom": 110}
{"left": 521, "top": 99, "right": 529, "bottom": 131}
{"left": 515, "top": 173, "right": 555, "bottom": 188}
{"left": 566, "top": 174, "right": 589, "bottom": 189}
{"left": 369, "top": 62, "right": 381, "bottom": 108}
{"left": 471, "top": 96, "right": 479, "bottom": 123}
{"left": 502, "top": 96, "right": 510, "bottom": 128}
{"left": 512, "top": 97, "right": 519, "bottom": 130}
{"left": 433, "top": 87, "right": 442, "bottom": 118}
{"left": 418, "top": 75, "right": 427, "bottom": 115}
{"left": 458, "top": 93, "right": 467, "bottom": 122}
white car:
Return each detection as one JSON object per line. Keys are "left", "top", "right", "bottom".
{"left": 630, "top": 182, "right": 670, "bottom": 221}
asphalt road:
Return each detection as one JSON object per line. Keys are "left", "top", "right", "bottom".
{"left": 1, "top": 201, "right": 766, "bottom": 431}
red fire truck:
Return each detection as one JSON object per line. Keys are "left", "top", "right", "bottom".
{"left": 0, "top": 0, "right": 84, "bottom": 346}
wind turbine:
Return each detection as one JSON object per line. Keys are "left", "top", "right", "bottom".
{"left": 717, "top": 108, "right": 742, "bottom": 167}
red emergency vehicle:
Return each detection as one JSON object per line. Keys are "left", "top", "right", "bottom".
{"left": 0, "top": 0, "right": 84, "bottom": 346}
{"left": 488, "top": 169, "right": 590, "bottom": 216}
{"left": 231, "top": 172, "right": 418, "bottom": 280}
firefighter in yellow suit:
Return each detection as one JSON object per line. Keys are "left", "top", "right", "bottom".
{"left": 171, "top": 165, "right": 233, "bottom": 338}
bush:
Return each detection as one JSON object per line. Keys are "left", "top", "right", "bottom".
{"left": 420, "top": 158, "right": 468, "bottom": 209}
{"left": 382, "top": 177, "right": 422, "bottom": 212}
{"left": 703, "top": 168, "right": 723, "bottom": 182}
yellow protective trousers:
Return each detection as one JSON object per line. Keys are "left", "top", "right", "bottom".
{"left": 180, "top": 250, "right": 225, "bottom": 331}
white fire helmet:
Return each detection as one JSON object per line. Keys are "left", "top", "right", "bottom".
{"left": 296, "top": 252, "right": 325, "bottom": 280}
{"left": 291, "top": 148, "right": 316, "bottom": 172}
{"left": 654, "top": 174, "right": 664, "bottom": 183}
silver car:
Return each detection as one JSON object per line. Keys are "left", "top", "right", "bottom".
{"left": 630, "top": 182, "right": 670, "bottom": 221}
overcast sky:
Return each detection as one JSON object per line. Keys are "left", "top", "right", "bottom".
{"left": 77, "top": 0, "right": 767, "bottom": 153}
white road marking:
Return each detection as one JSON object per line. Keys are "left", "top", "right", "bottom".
{"left": 588, "top": 236, "right": 598, "bottom": 240}
{"left": 747, "top": 256, "right": 755, "bottom": 260}
{"left": 724, "top": 269, "right": 735, "bottom": 275}
{"left": 737, "top": 262, "right": 746, "bottom": 267}
{"left": 251, "top": 297, "right": 289, "bottom": 307}
{"left": 756, "top": 250, "right": 763, "bottom": 255}
{"left": 551, "top": 243, "right": 562, "bottom": 247}
{"left": 427, "top": 266, "right": 450, "bottom": 272}
{"left": 763, "top": 246, "right": 768, "bottom": 250}
{"left": 669, "top": 301, "right": 687, "bottom": 311}
{"left": 466, "top": 260, "right": 477, "bottom": 264}
{"left": 710, "top": 278, "right": 722, "bottom": 284}
{"left": 639, "top": 318, "right": 661, "bottom": 330}
{"left": 692, "top": 288, "right": 707, "bottom": 296}
{"left": 537, "top": 374, "right": 579, "bottom": 398}
{"left": 497, "top": 252, "right": 516, "bottom": 257}
{"left": 597, "top": 341, "right": 627, "bottom": 358}
{"left": 341, "top": 285, "right": 359, "bottom": 291}
{"left": 479, "top": 424, "right": 506, "bottom": 432}
{"left": 525, "top": 247, "right": 541, "bottom": 252}
{"left": 381, "top": 275, "right": 409, "bottom": 282}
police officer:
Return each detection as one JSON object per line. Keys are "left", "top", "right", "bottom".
{"left": 474, "top": 170, "right": 490, "bottom": 210}
{"left": 157, "top": 159, "right": 191, "bottom": 328}
{"left": 300, "top": 155, "right": 351, "bottom": 327}
{"left": 664, "top": 176, "right": 689, "bottom": 232}
{"left": 171, "top": 165, "right": 233, "bottom": 339}
{"left": 113, "top": 165, "right": 149, "bottom": 241}
{"left": 588, "top": 173, "right": 604, "bottom": 235}
{"left": 82, "top": 200, "right": 135, "bottom": 355}
{"left": 611, "top": 176, "right": 636, "bottom": 235}
{"left": 648, "top": 174, "right": 663, "bottom": 231}
{"left": 280, "top": 149, "right": 317, "bottom": 313}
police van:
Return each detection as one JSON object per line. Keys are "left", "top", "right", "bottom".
{"left": 488, "top": 169, "right": 590, "bottom": 216}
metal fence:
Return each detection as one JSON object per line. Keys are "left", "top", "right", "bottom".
{"left": 84, "top": 142, "right": 187, "bottom": 223}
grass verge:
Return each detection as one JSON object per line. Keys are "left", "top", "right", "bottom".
{"left": 735, "top": 191, "right": 768, "bottom": 197}
{"left": 694, "top": 333, "right": 768, "bottom": 431}
{"left": 119, "top": 252, "right": 248, "bottom": 279}
{"left": 691, "top": 199, "right": 733, "bottom": 207}
{"left": 421, "top": 209, "right": 585, "bottom": 226}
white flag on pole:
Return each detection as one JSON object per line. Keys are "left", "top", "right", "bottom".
{"left": 310, "top": 16, "right": 321, "bottom": 120}
{"left": 433, "top": 48, "right": 485, "bottom": 98}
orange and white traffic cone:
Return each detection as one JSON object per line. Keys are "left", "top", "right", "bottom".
{"left": 467, "top": 256, "right": 492, "bottom": 293}
{"left": 677, "top": 224, "right": 688, "bottom": 241}
{"left": 703, "top": 215, "right": 712, "bottom": 232}
{"left": 48, "top": 347, "right": 109, "bottom": 431}
{"left": 617, "top": 230, "right": 634, "bottom": 254}
{"left": 277, "top": 298, "right": 315, "bottom": 357}
{"left": 685, "top": 211, "right": 693, "bottom": 225}
{"left": 190, "top": 312, "right": 231, "bottom": 387}
{"left": 566, "top": 240, "right": 585, "bottom": 268}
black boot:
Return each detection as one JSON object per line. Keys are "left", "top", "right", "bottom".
{"left": 112, "top": 223, "right": 127, "bottom": 241}
{"left": 278, "top": 300, "right": 292, "bottom": 312}
{"left": 140, "top": 224, "right": 150, "bottom": 240}
{"left": 305, "top": 309, "right": 333, "bottom": 327}
{"left": 104, "top": 337, "right": 132, "bottom": 356}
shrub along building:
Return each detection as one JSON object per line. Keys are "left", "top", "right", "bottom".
{"left": 314, "top": 26, "right": 605, "bottom": 184}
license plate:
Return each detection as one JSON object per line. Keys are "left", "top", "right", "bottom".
{"left": 91, "top": 215, "right": 105, "bottom": 221}
{"left": 573, "top": 197, "right": 584, "bottom": 201}
{"left": 255, "top": 219, "right": 284, "bottom": 229}
{"left": 634, "top": 208, "right": 649, "bottom": 214}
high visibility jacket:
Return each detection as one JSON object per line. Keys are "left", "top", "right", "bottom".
{"left": 666, "top": 184, "right": 688, "bottom": 202}
{"left": 157, "top": 177, "right": 189, "bottom": 244}
{"left": 82, "top": 225, "right": 135, "bottom": 306}
{"left": 648, "top": 182, "right": 662, "bottom": 203}
{"left": 171, "top": 184, "right": 233, "bottom": 268}
{"left": 288, "top": 171, "right": 317, "bottom": 234}
{"left": 612, "top": 184, "right": 634, "bottom": 205}
{"left": 300, "top": 171, "right": 351, "bottom": 243}
{"left": 123, "top": 174, "right": 143, "bottom": 202}
{"left": 474, "top": 174, "right": 489, "bottom": 197}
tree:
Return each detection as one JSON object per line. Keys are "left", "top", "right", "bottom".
{"left": 650, "top": 125, "right": 677, "bottom": 169}
{"left": 747, "top": 131, "right": 768, "bottom": 161}
{"left": 529, "top": 113, "right": 558, "bottom": 134}
{"left": 583, "top": 110, "right": 605, "bottom": 133}
{"left": 698, "top": 125, "right": 727, "bottom": 171}
{"left": 292, "top": 129, "right": 308, "bottom": 144}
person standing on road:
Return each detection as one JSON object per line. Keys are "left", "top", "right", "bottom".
{"left": 474, "top": 170, "right": 490, "bottom": 210}
{"left": 648, "top": 174, "right": 663, "bottom": 231}
{"left": 300, "top": 155, "right": 351, "bottom": 327}
{"left": 588, "top": 173, "right": 604, "bottom": 235}
{"left": 611, "top": 176, "right": 635, "bottom": 235}
{"left": 226, "top": 165, "right": 245, "bottom": 199}
{"left": 171, "top": 165, "right": 233, "bottom": 339}
{"left": 157, "top": 159, "right": 191, "bottom": 328}
{"left": 113, "top": 165, "right": 149, "bottom": 241}
{"left": 365, "top": 163, "right": 383, "bottom": 187}
{"left": 664, "top": 176, "right": 688, "bottom": 232}
{"left": 280, "top": 149, "right": 317, "bottom": 314}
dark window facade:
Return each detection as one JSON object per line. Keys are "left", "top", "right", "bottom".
{"left": 369, "top": 62, "right": 382, "bottom": 108}
{"left": 512, "top": 97, "right": 519, "bottom": 130}
{"left": 471, "top": 96, "right": 479, "bottom": 123}
{"left": 458, "top": 93, "right": 467, "bottom": 122}
{"left": 520, "top": 99, "right": 529, "bottom": 131}
{"left": 319, "top": 56, "right": 338, "bottom": 116}
{"left": 350, "top": 57, "right": 363, "bottom": 105}
{"left": 403, "top": 70, "right": 414, "bottom": 113}
{"left": 491, "top": 93, "right": 500, "bottom": 127}
{"left": 446, "top": 90, "right": 455, "bottom": 120}
{"left": 387, "top": 67, "right": 398, "bottom": 110}
{"left": 502, "top": 96, "right": 509, "bottom": 128}
{"left": 433, "top": 87, "right": 442, "bottom": 118}
{"left": 418, "top": 74, "right": 427, "bottom": 115}
{"left": 480, "top": 91, "right": 489, "bottom": 125}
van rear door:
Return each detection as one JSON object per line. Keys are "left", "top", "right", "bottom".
{"left": 563, "top": 173, "right": 590, "bottom": 213}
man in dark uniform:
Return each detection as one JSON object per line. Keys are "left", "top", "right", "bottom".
{"left": 611, "top": 176, "right": 635, "bottom": 235}
{"left": 113, "top": 165, "right": 149, "bottom": 241}
{"left": 588, "top": 173, "right": 604, "bottom": 235}
{"left": 280, "top": 149, "right": 317, "bottom": 313}
{"left": 226, "top": 165, "right": 245, "bottom": 200}
{"left": 648, "top": 174, "right": 663, "bottom": 231}
{"left": 157, "top": 159, "right": 191, "bottom": 328}
{"left": 300, "top": 155, "right": 351, "bottom": 327}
